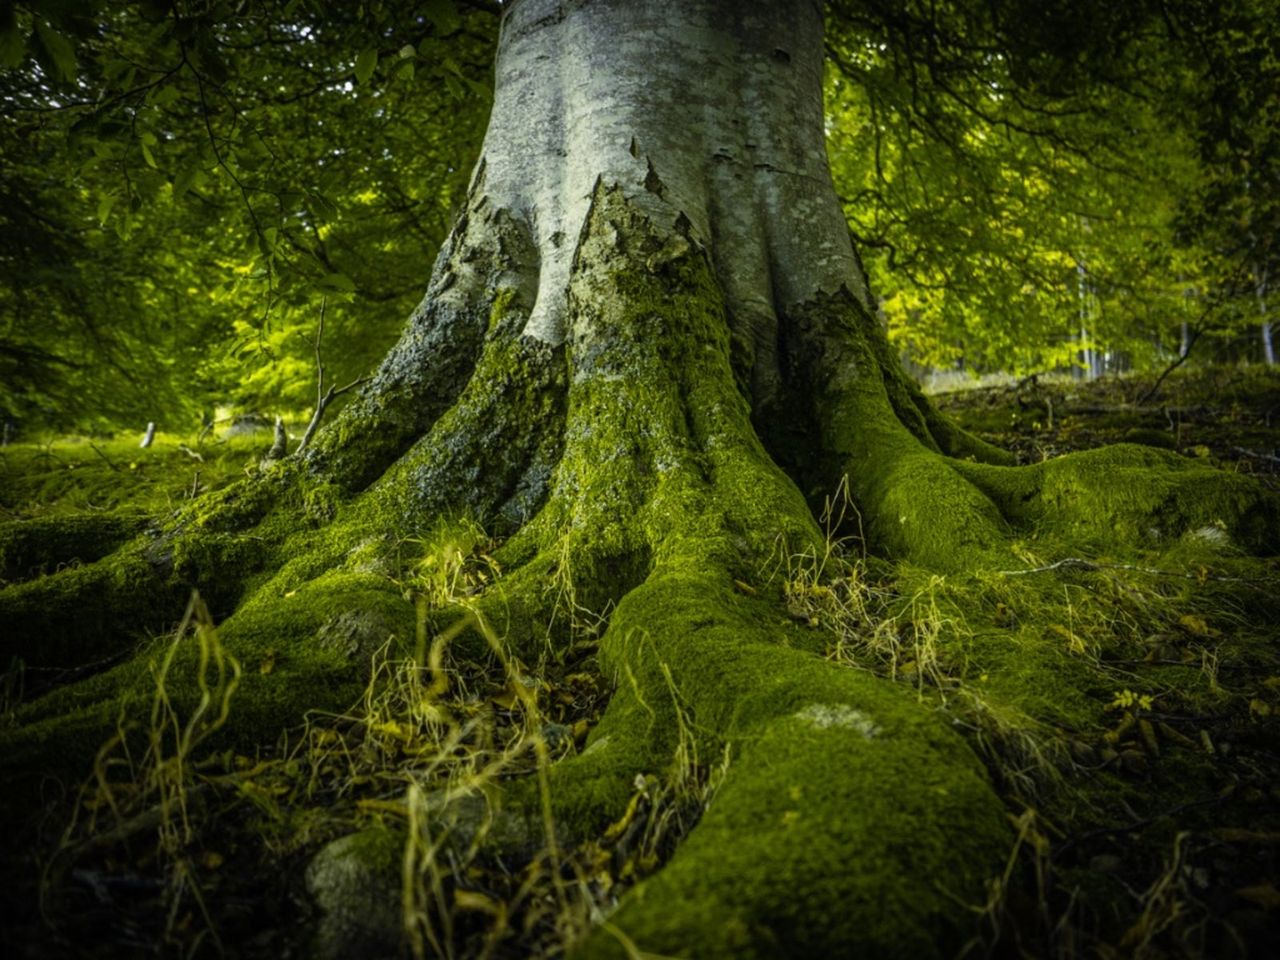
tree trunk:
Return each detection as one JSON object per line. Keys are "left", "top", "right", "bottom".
{"left": 3, "top": 0, "right": 1278, "bottom": 957}
{"left": 1257, "top": 264, "right": 1275, "bottom": 366}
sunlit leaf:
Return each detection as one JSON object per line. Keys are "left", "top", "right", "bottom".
{"left": 315, "top": 272, "right": 356, "bottom": 293}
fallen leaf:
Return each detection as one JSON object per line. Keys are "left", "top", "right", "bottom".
{"left": 1235, "top": 884, "right": 1280, "bottom": 910}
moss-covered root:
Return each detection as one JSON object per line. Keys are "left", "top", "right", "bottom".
{"left": 0, "top": 569, "right": 417, "bottom": 800}
{"left": 793, "top": 292, "right": 1279, "bottom": 568}
{"left": 570, "top": 571, "right": 1009, "bottom": 959}
{"left": 301, "top": 192, "right": 543, "bottom": 494}
{"left": 0, "top": 513, "right": 151, "bottom": 583}
{"left": 0, "top": 548, "right": 183, "bottom": 669}
{"left": 955, "top": 443, "right": 1280, "bottom": 555}
{"left": 0, "top": 486, "right": 294, "bottom": 673}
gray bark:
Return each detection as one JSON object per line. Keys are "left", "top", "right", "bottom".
{"left": 312, "top": 0, "right": 875, "bottom": 488}
{"left": 474, "top": 0, "right": 868, "bottom": 373}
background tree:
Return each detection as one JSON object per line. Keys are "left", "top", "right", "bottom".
{"left": 826, "top": 0, "right": 1280, "bottom": 375}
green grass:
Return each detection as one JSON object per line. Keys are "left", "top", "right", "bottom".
{"left": 0, "top": 432, "right": 274, "bottom": 520}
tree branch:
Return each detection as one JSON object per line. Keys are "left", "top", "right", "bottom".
{"left": 295, "top": 299, "right": 370, "bottom": 455}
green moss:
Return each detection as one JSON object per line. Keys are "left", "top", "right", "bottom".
{"left": 302, "top": 208, "right": 543, "bottom": 494}
{"left": 302, "top": 481, "right": 346, "bottom": 525}
{"left": 0, "top": 566, "right": 416, "bottom": 804}
{"left": 354, "top": 326, "right": 566, "bottom": 538}
{"left": 1122, "top": 427, "right": 1178, "bottom": 449}
{"left": 0, "top": 512, "right": 150, "bottom": 582}
{"left": 7, "top": 183, "right": 1274, "bottom": 960}
{"left": 0, "top": 546, "right": 183, "bottom": 668}
{"left": 567, "top": 569, "right": 1007, "bottom": 959}
{"left": 295, "top": 191, "right": 1005, "bottom": 957}
{"left": 955, "top": 443, "right": 1279, "bottom": 553}
{"left": 0, "top": 435, "right": 262, "bottom": 518}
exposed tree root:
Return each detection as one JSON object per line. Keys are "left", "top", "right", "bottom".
{"left": 2, "top": 186, "right": 1278, "bottom": 958}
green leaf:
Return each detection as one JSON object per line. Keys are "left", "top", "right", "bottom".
{"left": 140, "top": 141, "right": 157, "bottom": 168}
{"left": 34, "top": 21, "right": 75, "bottom": 83}
{"left": 195, "top": 38, "right": 230, "bottom": 84}
{"left": 146, "top": 84, "right": 181, "bottom": 107}
{"left": 423, "top": 0, "right": 461, "bottom": 35}
{"left": 96, "top": 192, "right": 118, "bottom": 226}
{"left": 257, "top": 226, "right": 280, "bottom": 260}
{"left": 0, "top": 22, "right": 25, "bottom": 69}
{"left": 172, "top": 163, "right": 208, "bottom": 198}
{"left": 354, "top": 47, "right": 377, "bottom": 84}
{"left": 315, "top": 272, "right": 356, "bottom": 293}
{"left": 171, "top": 163, "right": 197, "bottom": 197}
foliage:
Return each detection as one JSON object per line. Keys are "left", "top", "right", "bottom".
{"left": 1, "top": 1, "right": 1274, "bottom": 425}
{"left": 824, "top": 0, "right": 1280, "bottom": 376}
{"left": 0, "top": 0, "right": 493, "bottom": 431}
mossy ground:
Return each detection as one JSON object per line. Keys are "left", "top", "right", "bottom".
{"left": 0, "top": 431, "right": 270, "bottom": 522}
{"left": 1, "top": 366, "right": 1275, "bottom": 959}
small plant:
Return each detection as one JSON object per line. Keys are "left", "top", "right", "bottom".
{"left": 49, "top": 591, "right": 241, "bottom": 951}
{"left": 1109, "top": 689, "right": 1155, "bottom": 713}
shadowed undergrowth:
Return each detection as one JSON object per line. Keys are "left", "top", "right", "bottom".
{"left": 0, "top": 363, "right": 1274, "bottom": 960}
{"left": 2, "top": 369, "right": 1278, "bottom": 958}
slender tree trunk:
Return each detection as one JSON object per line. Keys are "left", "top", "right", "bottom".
{"left": 1257, "top": 264, "right": 1275, "bottom": 366}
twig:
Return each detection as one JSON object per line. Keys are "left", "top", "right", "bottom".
{"left": 1232, "top": 446, "right": 1280, "bottom": 465}
{"left": 998, "top": 557, "right": 1246, "bottom": 583}
{"left": 1053, "top": 792, "right": 1229, "bottom": 860}
{"left": 1138, "top": 325, "right": 1202, "bottom": 404}
{"left": 87, "top": 443, "right": 119, "bottom": 472}
{"left": 197, "top": 416, "right": 230, "bottom": 444}
{"left": 295, "top": 298, "right": 370, "bottom": 455}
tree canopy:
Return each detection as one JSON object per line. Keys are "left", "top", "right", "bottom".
{"left": 2, "top": 0, "right": 1276, "bottom": 431}
{"left": 1, "top": 0, "right": 1276, "bottom": 430}
{"left": 1, "top": 0, "right": 494, "bottom": 430}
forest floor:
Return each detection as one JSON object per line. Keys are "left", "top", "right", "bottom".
{"left": 2, "top": 365, "right": 1278, "bottom": 959}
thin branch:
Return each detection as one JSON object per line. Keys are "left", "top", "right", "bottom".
{"left": 313, "top": 296, "right": 328, "bottom": 417}
{"left": 1138, "top": 322, "right": 1203, "bottom": 405}
{"left": 87, "top": 442, "right": 119, "bottom": 472}
{"left": 998, "top": 557, "right": 1250, "bottom": 584}
{"left": 294, "top": 298, "right": 370, "bottom": 455}
{"left": 1232, "top": 447, "right": 1280, "bottom": 465}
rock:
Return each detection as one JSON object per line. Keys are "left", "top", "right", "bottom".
{"left": 305, "top": 825, "right": 404, "bottom": 960}
{"left": 1184, "top": 525, "right": 1231, "bottom": 547}
{"left": 316, "top": 609, "right": 397, "bottom": 661}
